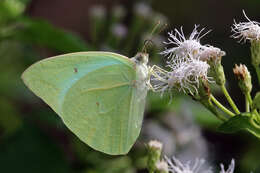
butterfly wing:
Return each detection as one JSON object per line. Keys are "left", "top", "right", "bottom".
{"left": 22, "top": 52, "right": 146, "bottom": 155}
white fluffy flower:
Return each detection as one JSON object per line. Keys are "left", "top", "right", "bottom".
{"left": 156, "top": 161, "right": 169, "bottom": 172}
{"left": 165, "top": 157, "right": 212, "bottom": 173}
{"left": 199, "top": 46, "right": 226, "bottom": 62}
{"left": 167, "top": 56, "right": 210, "bottom": 94}
{"left": 166, "top": 157, "right": 236, "bottom": 173}
{"left": 231, "top": 10, "right": 260, "bottom": 42}
{"left": 160, "top": 25, "right": 225, "bottom": 63}
{"left": 220, "top": 159, "right": 235, "bottom": 173}
{"left": 160, "top": 25, "right": 210, "bottom": 60}
{"left": 148, "top": 140, "right": 163, "bottom": 150}
{"left": 151, "top": 55, "right": 210, "bottom": 95}
{"left": 151, "top": 25, "right": 226, "bottom": 95}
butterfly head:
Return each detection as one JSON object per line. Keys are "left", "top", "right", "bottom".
{"left": 132, "top": 52, "right": 149, "bottom": 65}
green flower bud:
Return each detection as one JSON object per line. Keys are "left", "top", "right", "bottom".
{"left": 233, "top": 64, "right": 252, "bottom": 94}
{"left": 155, "top": 160, "right": 169, "bottom": 173}
{"left": 199, "top": 77, "right": 211, "bottom": 99}
{"left": 147, "top": 140, "right": 162, "bottom": 173}
{"left": 208, "top": 56, "right": 226, "bottom": 86}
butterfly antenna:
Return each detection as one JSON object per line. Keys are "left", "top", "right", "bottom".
{"left": 141, "top": 21, "right": 168, "bottom": 53}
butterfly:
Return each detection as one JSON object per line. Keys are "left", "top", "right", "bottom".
{"left": 22, "top": 51, "right": 150, "bottom": 155}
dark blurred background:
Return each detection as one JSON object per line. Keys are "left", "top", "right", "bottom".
{"left": 1, "top": 0, "right": 260, "bottom": 172}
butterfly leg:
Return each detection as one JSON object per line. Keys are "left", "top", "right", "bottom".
{"left": 147, "top": 65, "right": 170, "bottom": 92}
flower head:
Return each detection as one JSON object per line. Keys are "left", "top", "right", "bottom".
{"left": 231, "top": 10, "right": 260, "bottom": 42}
{"left": 156, "top": 160, "right": 169, "bottom": 173}
{"left": 151, "top": 55, "right": 210, "bottom": 95}
{"left": 220, "top": 159, "right": 235, "bottom": 173}
{"left": 167, "top": 56, "right": 210, "bottom": 94}
{"left": 165, "top": 157, "right": 236, "bottom": 173}
{"left": 233, "top": 64, "right": 252, "bottom": 94}
{"left": 199, "top": 46, "right": 226, "bottom": 62}
{"left": 148, "top": 140, "right": 163, "bottom": 150}
{"left": 151, "top": 25, "right": 226, "bottom": 96}
{"left": 160, "top": 25, "right": 211, "bottom": 60}
{"left": 165, "top": 157, "right": 212, "bottom": 173}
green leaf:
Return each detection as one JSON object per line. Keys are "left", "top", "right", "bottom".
{"left": 15, "top": 17, "right": 92, "bottom": 53}
{"left": 218, "top": 113, "right": 260, "bottom": 138}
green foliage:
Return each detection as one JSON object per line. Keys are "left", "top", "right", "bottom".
{"left": 218, "top": 113, "right": 260, "bottom": 138}
{"left": 14, "top": 18, "right": 91, "bottom": 53}
{"left": 0, "top": 0, "right": 30, "bottom": 24}
{"left": 0, "top": 125, "right": 71, "bottom": 173}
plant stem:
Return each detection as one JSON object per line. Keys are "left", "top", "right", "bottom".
{"left": 210, "top": 95, "right": 235, "bottom": 117}
{"left": 245, "top": 92, "right": 255, "bottom": 114}
{"left": 245, "top": 92, "right": 260, "bottom": 119}
{"left": 200, "top": 99, "right": 227, "bottom": 121}
{"left": 254, "top": 65, "right": 260, "bottom": 85}
{"left": 246, "top": 96, "right": 250, "bottom": 112}
{"left": 245, "top": 92, "right": 253, "bottom": 106}
{"left": 221, "top": 84, "right": 240, "bottom": 114}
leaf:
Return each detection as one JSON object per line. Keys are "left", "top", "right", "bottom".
{"left": 14, "top": 17, "right": 92, "bottom": 53}
{"left": 218, "top": 113, "right": 260, "bottom": 138}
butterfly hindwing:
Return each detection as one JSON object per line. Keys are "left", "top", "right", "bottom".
{"left": 22, "top": 52, "right": 146, "bottom": 155}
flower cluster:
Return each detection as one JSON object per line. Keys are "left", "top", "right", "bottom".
{"left": 151, "top": 25, "right": 225, "bottom": 95}
{"left": 166, "top": 157, "right": 235, "bottom": 173}
{"left": 231, "top": 10, "right": 260, "bottom": 42}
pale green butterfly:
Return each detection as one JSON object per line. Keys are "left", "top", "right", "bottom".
{"left": 21, "top": 51, "right": 150, "bottom": 155}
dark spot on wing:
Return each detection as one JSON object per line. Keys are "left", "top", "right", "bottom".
{"left": 96, "top": 102, "right": 100, "bottom": 106}
{"left": 74, "top": 68, "right": 78, "bottom": 73}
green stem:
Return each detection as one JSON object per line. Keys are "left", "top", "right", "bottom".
{"left": 221, "top": 84, "right": 240, "bottom": 114}
{"left": 210, "top": 95, "right": 235, "bottom": 117}
{"left": 254, "top": 65, "right": 260, "bottom": 85}
{"left": 200, "top": 99, "right": 227, "bottom": 121}
{"left": 245, "top": 92, "right": 253, "bottom": 106}
{"left": 246, "top": 96, "right": 250, "bottom": 112}
{"left": 245, "top": 92, "right": 260, "bottom": 118}
{"left": 245, "top": 92, "right": 260, "bottom": 121}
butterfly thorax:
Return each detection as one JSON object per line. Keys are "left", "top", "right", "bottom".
{"left": 131, "top": 53, "right": 149, "bottom": 100}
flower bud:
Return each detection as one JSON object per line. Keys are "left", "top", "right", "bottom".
{"left": 208, "top": 56, "right": 226, "bottom": 86}
{"left": 147, "top": 140, "right": 163, "bottom": 172}
{"left": 155, "top": 160, "right": 169, "bottom": 173}
{"left": 197, "top": 77, "right": 211, "bottom": 100}
{"left": 233, "top": 64, "right": 252, "bottom": 94}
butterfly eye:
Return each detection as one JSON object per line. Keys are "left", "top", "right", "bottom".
{"left": 133, "top": 53, "right": 149, "bottom": 65}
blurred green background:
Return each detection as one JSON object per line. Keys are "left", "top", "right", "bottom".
{"left": 1, "top": 0, "right": 260, "bottom": 172}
